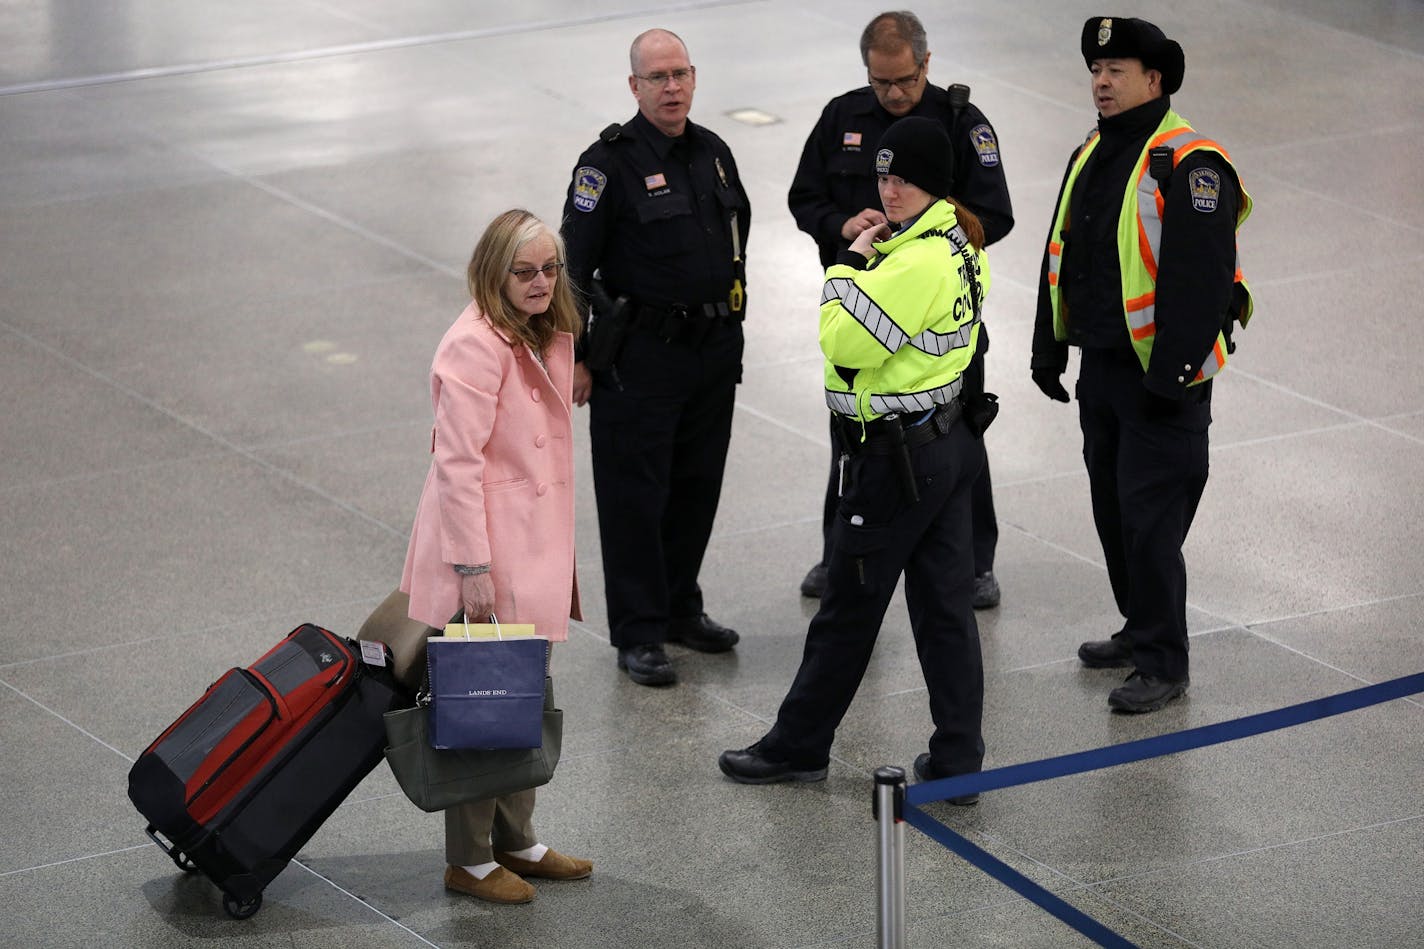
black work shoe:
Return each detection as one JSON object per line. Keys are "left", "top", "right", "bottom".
{"left": 718, "top": 741, "right": 828, "bottom": 784}
{"left": 1078, "top": 636, "right": 1134, "bottom": 668}
{"left": 912, "top": 753, "right": 979, "bottom": 806}
{"left": 799, "top": 562, "right": 828, "bottom": 598}
{"left": 666, "top": 613, "right": 739, "bottom": 653}
{"left": 616, "top": 644, "right": 677, "bottom": 686}
{"left": 1108, "top": 671, "right": 1188, "bottom": 713}
{"left": 972, "top": 571, "right": 1001, "bottom": 610}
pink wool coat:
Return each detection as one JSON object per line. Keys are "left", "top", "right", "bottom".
{"left": 400, "top": 302, "right": 581, "bottom": 638}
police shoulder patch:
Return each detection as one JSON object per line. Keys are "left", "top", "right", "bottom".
{"left": 572, "top": 166, "right": 607, "bottom": 213}
{"left": 1188, "top": 168, "right": 1221, "bottom": 213}
{"left": 969, "top": 124, "right": 1000, "bottom": 167}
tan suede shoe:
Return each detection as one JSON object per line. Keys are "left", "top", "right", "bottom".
{"left": 494, "top": 849, "right": 593, "bottom": 880}
{"left": 444, "top": 865, "right": 535, "bottom": 904}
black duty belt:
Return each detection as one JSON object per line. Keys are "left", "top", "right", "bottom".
{"left": 631, "top": 301, "right": 737, "bottom": 345}
{"left": 834, "top": 400, "right": 962, "bottom": 456}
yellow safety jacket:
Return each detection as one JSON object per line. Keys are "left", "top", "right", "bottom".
{"left": 1046, "top": 109, "right": 1253, "bottom": 385}
{"left": 820, "top": 199, "right": 989, "bottom": 421}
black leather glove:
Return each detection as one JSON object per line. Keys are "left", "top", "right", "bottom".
{"left": 1141, "top": 388, "right": 1183, "bottom": 420}
{"left": 1031, "top": 368, "right": 1070, "bottom": 403}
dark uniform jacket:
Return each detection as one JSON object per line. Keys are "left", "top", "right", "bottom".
{"left": 788, "top": 84, "right": 1014, "bottom": 267}
{"left": 561, "top": 111, "right": 750, "bottom": 317}
{"left": 1031, "top": 96, "right": 1241, "bottom": 400}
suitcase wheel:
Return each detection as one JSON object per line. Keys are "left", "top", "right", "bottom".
{"left": 223, "top": 892, "right": 262, "bottom": 920}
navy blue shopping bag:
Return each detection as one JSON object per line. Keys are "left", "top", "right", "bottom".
{"left": 426, "top": 620, "right": 549, "bottom": 750}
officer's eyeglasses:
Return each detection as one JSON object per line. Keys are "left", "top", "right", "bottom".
{"left": 507, "top": 262, "right": 564, "bottom": 282}
{"left": 634, "top": 67, "right": 695, "bottom": 87}
{"left": 867, "top": 63, "right": 925, "bottom": 93}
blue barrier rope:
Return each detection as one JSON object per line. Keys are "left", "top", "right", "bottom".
{"left": 898, "top": 670, "right": 1424, "bottom": 947}
{"left": 901, "top": 805, "right": 1138, "bottom": 949}
{"left": 907, "top": 671, "right": 1424, "bottom": 806}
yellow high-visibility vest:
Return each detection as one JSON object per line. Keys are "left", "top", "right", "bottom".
{"left": 1046, "top": 108, "right": 1253, "bottom": 384}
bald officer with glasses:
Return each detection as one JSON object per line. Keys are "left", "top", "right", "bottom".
{"left": 561, "top": 28, "right": 751, "bottom": 688}
{"left": 789, "top": 10, "right": 1014, "bottom": 609}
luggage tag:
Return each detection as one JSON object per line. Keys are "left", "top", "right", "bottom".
{"left": 359, "top": 640, "right": 389, "bottom": 667}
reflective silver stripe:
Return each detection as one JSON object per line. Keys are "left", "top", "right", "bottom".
{"left": 824, "top": 225, "right": 981, "bottom": 358}
{"left": 1128, "top": 298, "right": 1155, "bottom": 337}
{"left": 1197, "top": 345, "right": 1224, "bottom": 381}
{"left": 907, "top": 316, "right": 976, "bottom": 357}
{"left": 1137, "top": 128, "right": 1198, "bottom": 270}
{"left": 825, "top": 390, "right": 857, "bottom": 415}
{"left": 905, "top": 226, "right": 980, "bottom": 356}
{"left": 1132, "top": 128, "right": 1206, "bottom": 338}
{"left": 822, "top": 277, "right": 906, "bottom": 354}
{"left": 824, "top": 376, "right": 965, "bottom": 416}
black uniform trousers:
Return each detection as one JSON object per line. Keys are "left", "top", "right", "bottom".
{"left": 589, "top": 319, "right": 743, "bottom": 649}
{"left": 767, "top": 417, "right": 986, "bottom": 773}
{"left": 819, "top": 428, "right": 998, "bottom": 574}
{"left": 1076, "top": 347, "right": 1211, "bottom": 682}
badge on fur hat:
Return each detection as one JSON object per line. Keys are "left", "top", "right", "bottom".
{"left": 875, "top": 148, "right": 893, "bottom": 176}
{"left": 1098, "top": 18, "right": 1113, "bottom": 46}
{"left": 1189, "top": 168, "right": 1221, "bottom": 213}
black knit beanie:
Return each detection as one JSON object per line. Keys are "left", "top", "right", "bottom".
{"left": 874, "top": 117, "right": 954, "bottom": 199}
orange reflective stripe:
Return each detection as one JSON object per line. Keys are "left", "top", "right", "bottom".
{"left": 1126, "top": 290, "right": 1155, "bottom": 340}
{"left": 1194, "top": 337, "right": 1226, "bottom": 382}
{"left": 1049, "top": 241, "right": 1062, "bottom": 255}
{"left": 1048, "top": 272, "right": 1058, "bottom": 287}
{"left": 1148, "top": 128, "right": 1184, "bottom": 149}
{"left": 1173, "top": 137, "right": 1214, "bottom": 158}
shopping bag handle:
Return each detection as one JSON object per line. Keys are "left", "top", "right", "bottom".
{"left": 455, "top": 612, "right": 502, "bottom": 640}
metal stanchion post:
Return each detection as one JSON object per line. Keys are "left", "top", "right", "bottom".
{"left": 873, "top": 766, "right": 907, "bottom": 949}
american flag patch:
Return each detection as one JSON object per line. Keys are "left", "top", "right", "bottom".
{"left": 843, "top": 131, "right": 862, "bottom": 146}
{"left": 644, "top": 173, "right": 667, "bottom": 189}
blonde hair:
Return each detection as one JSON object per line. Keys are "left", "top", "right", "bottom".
{"left": 466, "top": 209, "right": 582, "bottom": 353}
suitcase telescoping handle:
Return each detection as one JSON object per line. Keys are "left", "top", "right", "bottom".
{"left": 145, "top": 824, "right": 199, "bottom": 874}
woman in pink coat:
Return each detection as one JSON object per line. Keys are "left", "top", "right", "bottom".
{"left": 394, "top": 208, "right": 590, "bottom": 904}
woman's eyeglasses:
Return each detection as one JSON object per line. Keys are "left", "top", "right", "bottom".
{"left": 508, "top": 262, "right": 565, "bottom": 283}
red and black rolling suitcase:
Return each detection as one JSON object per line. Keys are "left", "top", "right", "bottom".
{"left": 127, "top": 622, "right": 404, "bottom": 919}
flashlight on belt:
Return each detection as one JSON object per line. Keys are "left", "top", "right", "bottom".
{"left": 729, "top": 210, "right": 745, "bottom": 316}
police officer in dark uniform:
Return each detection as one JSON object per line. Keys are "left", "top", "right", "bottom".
{"left": 720, "top": 118, "right": 989, "bottom": 795}
{"left": 561, "top": 28, "right": 751, "bottom": 687}
{"left": 1031, "top": 17, "right": 1254, "bottom": 712}
{"left": 789, "top": 10, "right": 1014, "bottom": 609}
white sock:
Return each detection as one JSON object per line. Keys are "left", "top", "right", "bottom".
{"left": 463, "top": 861, "right": 501, "bottom": 880}
{"left": 505, "top": 843, "right": 548, "bottom": 862}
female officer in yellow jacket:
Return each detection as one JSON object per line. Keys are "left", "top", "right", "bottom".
{"left": 720, "top": 117, "right": 990, "bottom": 797}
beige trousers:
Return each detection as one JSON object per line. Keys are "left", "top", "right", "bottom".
{"left": 357, "top": 589, "right": 537, "bottom": 867}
